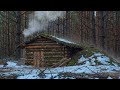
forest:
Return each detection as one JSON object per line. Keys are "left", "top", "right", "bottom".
{"left": 0, "top": 11, "right": 120, "bottom": 79}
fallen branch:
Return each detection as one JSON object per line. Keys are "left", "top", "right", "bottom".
{"left": 51, "top": 58, "right": 67, "bottom": 68}
{"left": 58, "top": 58, "right": 71, "bottom": 67}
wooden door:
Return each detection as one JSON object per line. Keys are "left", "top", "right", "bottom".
{"left": 33, "top": 51, "right": 44, "bottom": 67}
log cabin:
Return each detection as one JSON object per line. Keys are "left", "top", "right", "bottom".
{"left": 20, "top": 34, "right": 82, "bottom": 68}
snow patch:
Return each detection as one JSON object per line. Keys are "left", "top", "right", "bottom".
{"left": 77, "top": 52, "right": 115, "bottom": 66}
{"left": 6, "top": 61, "right": 17, "bottom": 67}
{"left": 78, "top": 55, "right": 87, "bottom": 64}
{"left": 97, "top": 56, "right": 110, "bottom": 65}
{"left": 107, "top": 76, "right": 113, "bottom": 79}
{"left": 94, "top": 52, "right": 103, "bottom": 56}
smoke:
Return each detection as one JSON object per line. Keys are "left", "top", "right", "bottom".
{"left": 23, "top": 11, "right": 66, "bottom": 37}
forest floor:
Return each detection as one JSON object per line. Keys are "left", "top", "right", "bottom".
{"left": 0, "top": 52, "right": 120, "bottom": 79}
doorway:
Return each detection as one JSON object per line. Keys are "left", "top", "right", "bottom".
{"left": 33, "top": 51, "right": 44, "bottom": 67}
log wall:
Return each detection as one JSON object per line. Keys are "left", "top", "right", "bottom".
{"left": 24, "top": 37, "right": 70, "bottom": 67}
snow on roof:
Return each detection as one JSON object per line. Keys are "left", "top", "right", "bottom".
{"left": 48, "top": 35, "right": 80, "bottom": 48}
{"left": 51, "top": 35, "right": 76, "bottom": 44}
{"left": 24, "top": 34, "right": 81, "bottom": 48}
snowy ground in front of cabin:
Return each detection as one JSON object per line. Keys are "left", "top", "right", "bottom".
{"left": 0, "top": 52, "right": 120, "bottom": 79}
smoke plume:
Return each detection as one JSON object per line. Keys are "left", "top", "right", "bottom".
{"left": 23, "top": 11, "right": 66, "bottom": 37}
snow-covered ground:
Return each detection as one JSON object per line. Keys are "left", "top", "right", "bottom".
{"left": 0, "top": 52, "right": 120, "bottom": 79}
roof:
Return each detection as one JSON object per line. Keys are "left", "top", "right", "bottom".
{"left": 21, "top": 33, "right": 82, "bottom": 49}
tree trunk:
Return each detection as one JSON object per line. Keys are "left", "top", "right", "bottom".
{"left": 16, "top": 11, "right": 21, "bottom": 60}
{"left": 92, "top": 11, "right": 96, "bottom": 46}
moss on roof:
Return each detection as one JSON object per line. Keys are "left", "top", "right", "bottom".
{"left": 25, "top": 33, "right": 81, "bottom": 48}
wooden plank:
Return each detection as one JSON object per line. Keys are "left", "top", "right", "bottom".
{"left": 26, "top": 46, "right": 66, "bottom": 50}
{"left": 44, "top": 55, "right": 65, "bottom": 58}
{"left": 45, "top": 52, "right": 65, "bottom": 55}
{"left": 44, "top": 52, "right": 65, "bottom": 54}
{"left": 45, "top": 60, "right": 61, "bottom": 62}
{"left": 44, "top": 53, "right": 65, "bottom": 56}
{"left": 25, "top": 44, "right": 62, "bottom": 47}
{"left": 35, "top": 38, "right": 54, "bottom": 41}
{"left": 26, "top": 48, "right": 66, "bottom": 52}
{"left": 36, "top": 38, "right": 48, "bottom": 41}
{"left": 25, "top": 45, "right": 64, "bottom": 49}
{"left": 26, "top": 58, "right": 64, "bottom": 62}
{"left": 26, "top": 43, "right": 59, "bottom": 46}
{"left": 44, "top": 57, "right": 64, "bottom": 60}
{"left": 35, "top": 41, "right": 54, "bottom": 43}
